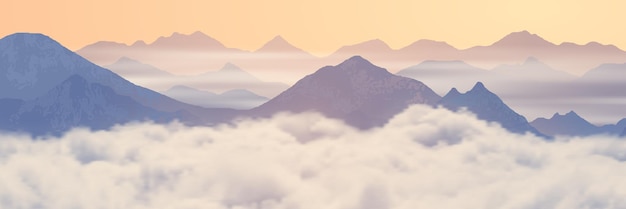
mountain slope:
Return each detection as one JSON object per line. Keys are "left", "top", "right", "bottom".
{"left": 251, "top": 56, "right": 442, "bottom": 129}
{"left": 438, "top": 82, "right": 545, "bottom": 137}
{"left": 461, "top": 31, "right": 626, "bottom": 75}
{"left": 0, "top": 33, "right": 200, "bottom": 113}
{"left": 7, "top": 75, "right": 177, "bottom": 135}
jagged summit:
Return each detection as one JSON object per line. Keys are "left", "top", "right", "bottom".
{"left": 565, "top": 110, "right": 578, "bottom": 116}
{"left": 547, "top": 111, "right": 587, "bottom": 121}
{"left": 151, "top": 31, "right": 225, "bottom": 49}
{"left": 531, "top": 110, "right": 599, "bottom": 137}
{"left": 440, "top": 82, "right": 545, "bottom": 137}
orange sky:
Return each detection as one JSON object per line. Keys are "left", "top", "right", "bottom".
{"left": 2, "top": 0, "right": 625, "bottom": 56}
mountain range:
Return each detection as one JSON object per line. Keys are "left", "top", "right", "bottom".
{"left": 78, "top": 32, "right": 323, "bottom": 84}
{"left": 0, "top": 33, "right": 236, "bottom": 135}
{"left": 438, "top": 82, "right": 545, "bottom": 137}
{"left": 396, "top": 57, "right": 626, "bottom": 125}
{"left": 104, "top": 58, "right": 289, "bottom": 98}
{"left": 2, "top": 32, "right": 626, "bottom": 139}
{"left": 530, "top": 111, "right": 626, "bottom": 137}
{"left": 77, "top": 30, "right": 626, "bottom": 84}
{"left": 77, "top": 31, "right": 626, "bottom": 125}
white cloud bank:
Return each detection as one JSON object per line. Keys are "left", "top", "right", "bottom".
{"left": 1, "top": 105, "right": 626, "bottom": 209}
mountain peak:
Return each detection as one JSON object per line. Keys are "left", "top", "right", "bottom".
{"left": 565, "top": 110, "right": 578, "bottom": 116}
{"left": 493, "top": 30, "right": 554, "bottom": 47}
{"left": 447, "top": 87, "right": 461, "bottom": 96}
{"left": 342, "top": 55, "right": 370, "bottom": 64}
{"left": 269, "top": 35, "right": 287, "bottom": 42}
{"left": 3, "top": 32, "right": 49, "bottom": 40}
{"left": 219, "top": 62, "right": 244, "bottom": 73}
{"left": 131, "top": 40, "right": 147, "bottom": 46}
{"left": 547, "top": 110, "right": 587, "bottom": 121}
{"left": 252, "top": 54, "right": 441, "bottom": 129}
{"left": 470, "top": 82, "right": 487, "bottom": 92}
{"left": 439, "top": 80, "right": 545, "bottom": 137}
{"left": 532, "top": 110, "right": 598, "bottom": 137}
{"left": 256, "top": 35, "right": 305, "bottom": 53}
{"left": 357, "top": 39, "right": 391, "bottom": 49}
{"left": 190, "top": 31, "right": 208, "bottom": 37}
{"left": 151, "top": 31, "right": 225, "bottom": 49}
{"left": 335, "top": 39, "right": 391, "bottom": 54}
{"left": 334, "top": 56, "right": 385, "bottom": 74}
{"left": 1, "top": 33, "right": 64, "bottom": 50}
{"left": 402, "top": 39, "right": 457, "bottom": 51}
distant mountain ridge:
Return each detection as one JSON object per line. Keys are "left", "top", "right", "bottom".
{"left": 530, "top": 111, "right": 602, "bottom": 137}
{"left": 77, "top": 30, "right": 626, "bottom": 85}
{"left": 531, "top": 111, "right": 626, "bottom": 137}
{"left": 438, "top": 82, "right": 545, "bottom": 137}
{"left": 104, "top": 58, "right": 289, "bottom": 98}
{"left": 395, "top": 57, "right": 626, "bottom": 125}
{"left": 78, "top": 32, "right": 322, "bottom": 84}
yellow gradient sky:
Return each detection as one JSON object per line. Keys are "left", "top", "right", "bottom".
{"left": 2, "top": 0, "right": 624, "bottom": 56}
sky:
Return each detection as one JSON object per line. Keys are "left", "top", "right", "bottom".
{"left": 2, "top": 0, "right": 625, "bottom": 56}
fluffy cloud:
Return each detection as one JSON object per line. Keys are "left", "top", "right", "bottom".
{"left": 0, "top": 105, "right": 625, "bottom": 209}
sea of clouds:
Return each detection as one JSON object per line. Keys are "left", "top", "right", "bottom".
{"left": 0, "top": 105, "right": 625, "bottom": 209}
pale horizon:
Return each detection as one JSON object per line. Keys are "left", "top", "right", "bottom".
{"left": 3, "top": 0, "right": 626, "bottom": 56}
